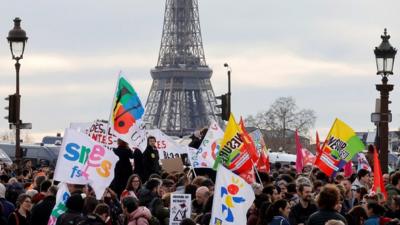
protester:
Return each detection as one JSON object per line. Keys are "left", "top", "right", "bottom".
{"left": 142, "top": 136, "right": 161, "bottom": 181}
{"left": 0, "top": 182, "right": 15, "bottom": 219}
{"left": 122, "top": 196, "right": 152, "bottom": 225}
{"left": 306, "top": 184, "right": 348, "bottom": 225}
{"left": 110, "top": 139, "right": 135, "bottom": 197}
{"left": 351, "top": 169, "right": 370, "bottom": 191}
{"left": 289, "top": 183, "right": 317, "bottom": 225}
{"left": 344, "top": 205, "right": 367, "bottom": 225}
{"left": 365, "top": 202, "right": 386, "bottom": 225}
{"left": 264, "top": 199, "right": 291, "bottom": 225}
{"left": 133, "top": 148, "right": 146, "bottom": 182}
{"left": 55, "top": 193, "right": 85, "bottom": 225}
{"left": 8, "top": 194, "right": 32, "bottom": 225}
{"left": 192, "top": 186, "right": 210, "bottom": 214}
{"left": 121, "top": 174, "right": 142, "bottom": 200}
{"left": 30, "top": 185, "right": 57, "bottom": 225}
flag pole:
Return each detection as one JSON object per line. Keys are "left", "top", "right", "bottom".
{"left": 252, "top": 159, "right": 264, "bottom": 189}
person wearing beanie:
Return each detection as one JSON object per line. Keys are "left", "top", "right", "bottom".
{"left": 0, "top": 183, "right": 15, "bottom": 219}
{"left": 55, "top": 193, "right": 86, "bottom": 225}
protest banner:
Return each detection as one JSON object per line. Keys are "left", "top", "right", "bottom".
{"left": 47, "top": 182, "right": 70, "bottom": 225}
{"left": 70, "top": 120, "right": 118, "bottom": 150}
{"left": 169, "top": 194, "right": 192, "bottom": 225}
{"left": 147, "top": 129, "right": 186, "bottom": 160}
{"left": 187, "top": 120, "right": 223, "bottom": 168}
{"left": 109, "top": 75, "right": 147, "bottom": 151}
{"left": 210, "top": 165, "right": 255, "bottom": 225}
{"left": 54, "top": 128, "right": 118, "bottom": 199}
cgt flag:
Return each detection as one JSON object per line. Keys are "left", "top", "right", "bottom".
{"left": 210, "top": 165, "right": 255, "bottom": 225}
{"left": 110, "top": 74, "right": 147, "bottom": 150}
{"left": 314, "top": 118, "right": 365, "bottom": 177}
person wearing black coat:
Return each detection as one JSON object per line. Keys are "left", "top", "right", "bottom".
{"left": 30, "top": 186, "right": 57, "bottom": 225}
{"left": 142, "top": 136, "right": 161, "bottom": 181}
{"left": 110, "top": 139, "right": 134, "bottom": 197}
{"left": 132, "top": 148, "right": 145, "bottom": 182}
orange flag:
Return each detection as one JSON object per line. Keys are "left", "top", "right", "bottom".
{"left": 372, "top": 146, "right": 387, "bottom": 199}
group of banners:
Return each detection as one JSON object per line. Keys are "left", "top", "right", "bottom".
{"left": 49, "top": 73, "right": 388, "bottom": 225}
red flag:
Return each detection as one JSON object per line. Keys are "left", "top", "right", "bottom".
{"left": 302, "top": 149, "right": 316, "bottom": 166}
{"left": 344, "top": 161, "right": 353, "bottom": 177}
{"left": 316, "top": 131, "right": 322, "bottom": 155}
{"left": 239, "top": 167, "right": 256, "bottom": 184}
{"left": 372, "top": 146, "right": 387, "bottom": 199}
{"left": 257, "top": 150, "right": 270, "bottom": 173}
{"left": 295, "top": 130, "right": 304, "bottom": 173}
{"left": 314, "top": 145, "right": 340, "bottom": 177}
{"left": 239, "top": 118, "right": 259, "bottom": 162}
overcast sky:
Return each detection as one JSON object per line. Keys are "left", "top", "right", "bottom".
{"left": 1, "top": 1, "right": 400, "bottom": 142}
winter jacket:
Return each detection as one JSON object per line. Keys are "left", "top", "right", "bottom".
{"left": 364, "top": 215, "right": 380, "bottom": 225}
{"left": 55, "top": 210, "right": 84, "bottom": 225}
{"left": 30, "top": 195, "right": 56, "bottom": 225}
{"left": 289, "top": 202, "right": 317, "bottom": 225}
{"left": 306, "top": 209, "right": 348, "bottom": 225}
{"left": 127, "top": 206, "right": 152, "bottom": 225}
{"left": 0, "top": 197, "right": 15, "bottom": 218}
{"left": 142, "top": 146, "right": 161, "bottom": 180}
{"left": 110, "top": 146, "right": 134, "bottom": 196}
{"left": 268, "top": 216, "right": 290, "bottom": 225}
{"left": 8, "top": 210, "right": 31, "bottom": 225}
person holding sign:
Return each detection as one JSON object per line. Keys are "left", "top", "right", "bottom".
{"left": 142, "top": 136, "right": 161, "bottom": 181}
{"left": 110, "top": 139, "right": 134, "bottom": 197}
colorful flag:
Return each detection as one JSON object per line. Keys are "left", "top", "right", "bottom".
{"left": 110, "top": 75, "right": 147, "bottom": 150}
{"left": 47, "top": 183, "right": 70, "bottom": 225}
{"left": 210, "top": 165, "right": 255, "bottom": 225}
{"left": 54, "top": 129, "right": 119, "bottom": 199}
{"left": 239, "top": 118, "right": 259, "bottom": 162}
{"left": 295, "top": 130, "right": 304, "bottom": 173}
{"left": 213, "top": 114, "right": 253, "bottom": 175}
{"left": 187, "top": 120, "right": 224, "bottom": 168}
{"left": 372, "top": 146, "right": 387, "bottom": 199}
{"left": 357, "top": 153, "right": 372, "bottom": 172}
{"left": 316, "top": 131, "right": 322, "bottom": 155}
{"left": 249, "top": 129, "right": 270, "bottom": 173}
{"left": 314, "top": 118, "right": 365, "bottom": 177}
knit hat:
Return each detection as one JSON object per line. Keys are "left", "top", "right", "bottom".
{"left": 0, "top": 183, "right": 5, "bottom": 198}
{"left": 66, "top": 193, "right": 86, "bottom": 212}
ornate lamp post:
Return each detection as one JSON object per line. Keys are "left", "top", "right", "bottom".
{"left": 7, "top": 17, "right": 28, "bottom": 167}
{"left": 374, "top": 28, "right": 396, "bottom": 174}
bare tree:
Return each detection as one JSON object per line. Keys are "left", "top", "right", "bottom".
{"left": 245, "top": 96, "right": 316, "bottom": 151}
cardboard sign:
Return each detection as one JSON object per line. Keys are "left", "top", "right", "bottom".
{"left": 161, "top": 158, "right": 184, "bottom": 174}
{"left": 169, "top": 194, "right": 192, "bottom": 225}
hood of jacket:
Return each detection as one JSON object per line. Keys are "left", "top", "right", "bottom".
{"left": 128, "top": 206, "right": 152, "bottom": 221}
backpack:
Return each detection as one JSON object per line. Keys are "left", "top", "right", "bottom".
{"left": 57, "top": 212, "right": 85, "bottom": 225}
{"left": 76, "top": 215, "right": 105, "bottom": 225}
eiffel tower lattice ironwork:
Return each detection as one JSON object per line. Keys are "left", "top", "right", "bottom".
{"left": 143, "top": 0, "right": 220, "bottom": 136}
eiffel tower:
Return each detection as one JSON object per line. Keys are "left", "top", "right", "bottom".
{"left": 143, "top": 0, "right": 220, "bottom": 136}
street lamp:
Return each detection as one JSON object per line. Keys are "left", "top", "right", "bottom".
{"left": 7, "top": 17, "right": 28, "bottom": 167}
{"left": 374, "top": 28, "right": 396, "bottom": 174}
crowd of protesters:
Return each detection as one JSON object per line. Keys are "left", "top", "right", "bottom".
{"left": 1, "top": 133, "right": 400, "bottom": 225}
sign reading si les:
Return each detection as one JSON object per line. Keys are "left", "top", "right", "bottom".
{"left": 63, "top": 143, "right": 112, "bottom": 179}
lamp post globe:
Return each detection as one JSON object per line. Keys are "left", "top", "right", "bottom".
{"left": 7, "top": 17, "right": 28, "bottom": 61}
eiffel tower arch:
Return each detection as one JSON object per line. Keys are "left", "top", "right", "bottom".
{"left": 143, "top": 0, "right": 220, "bottom": 137}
